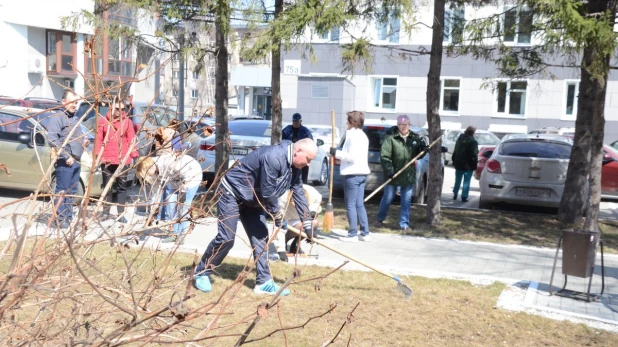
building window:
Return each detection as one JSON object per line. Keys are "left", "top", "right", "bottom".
{"left": 318, "top": 27, "right": 340, "bottom": 42}
{"left": 496, "top": 81, "right": 527, "bottom": 116}
{"left": 173, "top": 90, "right": 178, "bottom": 97}
{"left": 173, "top": 70, "right": 179, "bottom": 79}
{"left": 444, "top": 6, "right": 465, "bottom": 44}
{"left": 377, "top": 14, "right": 400, "bottom": 43}
{"left": 108, "top": 35, "right": 133, "bottom": 76}
{"left": 503, "top": 7, "right": 532, "bottom": 44}
{"left": 191, "top": 90, "right": 198, "bottom": 99}
{"left": 371, "top": 77, "right": 397, "bottom": 110}
{"left": 565, "top": 81, "right": 579, "bottom": 119}
{"left": 192, "top": 71, "right": 198, "bottom": 80}
{"left": 440, "top": 78, "right": 460, "bottom": 113}
{"left": 46, "top": 30, "right": 76, "bottom": 74}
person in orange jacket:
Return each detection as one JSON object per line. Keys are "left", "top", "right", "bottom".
{"left": 94, "top": 97, "right": 139, "bottom": 223}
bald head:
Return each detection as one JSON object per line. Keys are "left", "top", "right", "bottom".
{"left": 292, "top": 138, "right": 318, "bottom": 169}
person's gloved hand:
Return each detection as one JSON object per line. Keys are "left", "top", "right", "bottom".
{"left": 274, "top": 211, "right": 284, "bottom": 228}
{"left": 329, "top": 147, "right": 337, "bottom": 156}
{"left": 303, "top": 220, "right": 315, "bottom": 243}
{"left": 387, "top": 171, "right": 395, "bottom": 180}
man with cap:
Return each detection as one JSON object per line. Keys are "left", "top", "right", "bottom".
{"left": 282, "top": 113, "right": 313, "bottom": 183}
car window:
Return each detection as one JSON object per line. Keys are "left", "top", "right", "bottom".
{"left": 501, "top": 141, "right": 572, "bottom": 159}
{"left": 447, "top": 131, "right": 459, "bottom": 141}
{"left": 363, "top": 126, "right": 388, "bottom": 152}
{"left": 0, "top": 113, "right": 26, "bottom": 141}
{"left": 475, "top": 133, "right": 501, "bottom": 146}
{"left": 228, "top": 121, "right": 271, "bottom": 137}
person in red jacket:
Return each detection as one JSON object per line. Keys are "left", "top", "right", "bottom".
{"left": 95, "top": 97, "right": 139, "bottom": 223}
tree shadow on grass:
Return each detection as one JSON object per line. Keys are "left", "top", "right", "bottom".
{"left": 180, "top": 262, "right": 291, "bottom": 290}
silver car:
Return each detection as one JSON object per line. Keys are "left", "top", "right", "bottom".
{"left": 479, "top": 135, "right": 574, "bottom": 209}
{"left": 196, "top": 120, "right": 330, "bottom": 185}
{"left": 443, "top": 129, "right": 501, "bottom": 165}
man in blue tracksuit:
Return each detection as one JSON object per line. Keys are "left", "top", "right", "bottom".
{"left": 282, "top": 113, "right": 313, "bottom": 183}
{"left": 194, "top": 138, "right": 318, "bottom": 296}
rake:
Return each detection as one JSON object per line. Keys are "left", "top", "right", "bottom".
{"left": 287, "top": 225, "right": 412, "bottom": 298}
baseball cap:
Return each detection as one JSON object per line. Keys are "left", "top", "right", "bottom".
{"left": 292, "top": 113, "right": 302, "bottom": 121}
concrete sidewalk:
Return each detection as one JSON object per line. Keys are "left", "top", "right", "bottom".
{"left": 2, "top": 209, "right": 617, "bottom": 332}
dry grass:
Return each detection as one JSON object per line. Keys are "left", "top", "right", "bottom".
{"left": 332, "top": 202, "right": 618, "bottom": 253}
{"left": 2, "top": 241, "right": 617, "bottom": 345}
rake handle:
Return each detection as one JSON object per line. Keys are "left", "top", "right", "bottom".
{"left": 287, "top": 225, "right": 398, "bottom": 281}
{"left": 328, "top": 110, "right": 335, "bottom": 203}
{"left": 364, "top": 137, "right": 441, "bottom": 202}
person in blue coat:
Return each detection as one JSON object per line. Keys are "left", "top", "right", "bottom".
{"left": 282, "top": 113, "right": 313, "bottom": 183}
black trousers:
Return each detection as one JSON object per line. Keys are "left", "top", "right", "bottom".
{"left": 101, "top": 164, "right": 128, "bottom": 214}
{"left": 302, "top": 166, "right": 309, "bottom": 184}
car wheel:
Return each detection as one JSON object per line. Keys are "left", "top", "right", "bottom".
{"left": 478, "top": 198, "right": 493, "bottom": 210}
{"left": 313, "top": 159, "right": 329, "bottom": 186}
{"left": 413, "top": 178, "right": 426, "bottom": 204}
{"left": 51, "top": 176, "right": 85, "bottom": 205}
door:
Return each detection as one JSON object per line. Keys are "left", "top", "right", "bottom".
{"left": 254, "top": 95, "right": 272, "bottom": 119}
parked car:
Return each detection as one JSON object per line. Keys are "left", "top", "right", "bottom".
{"left": 479, "top": 135, "right": 574, "bottom": 209}
{"left": 23, "top": 97, "right": 63, "bottom": 111}
{"left": 610, "top": 140, "right": 618, "bottom": 151}
{"left": 442, "top": 129, "right": 501, "bottom": 165}
{"left": 529, "top": 127, "right": 575, "bottom": 136}
{"left": 332, "top": 124, "right": 447, "bottom": 204}
{"left": 183, "top": 116, "right": 216, "bottom": 137}
{"left": 196, "top": 119, "right": 330, "bottom": 185}
{"left": 474, "top": 146, "right": 496, "bottom": 180}
{"left": 305, "top": 124, "right": 341, "bottom": 149}
{"left": 0, "top": 108, "right": 103, "bottom": 201}
{"left": 602, "top": 145, "right": 618, "bottom": 199}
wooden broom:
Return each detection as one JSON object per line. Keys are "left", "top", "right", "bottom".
{"left": 322, "top": 110, "right": 336, "bottom": 233}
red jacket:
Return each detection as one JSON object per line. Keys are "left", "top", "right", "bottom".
{"left": 94, "top": 111, "right": 138, "bottom": 165}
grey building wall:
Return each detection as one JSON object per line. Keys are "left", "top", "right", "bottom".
{"left": 281, "top": 44, "right": 618, "bottom": 143}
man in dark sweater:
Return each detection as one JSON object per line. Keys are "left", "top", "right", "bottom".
{"left": 451, "top": 126, "right": 479, "bottom": 202}
{"left": 194, "top": 138, "right": 318, "bottom": 296}
{"left": 46, "top": 90, "right": 89, "bottom": 228}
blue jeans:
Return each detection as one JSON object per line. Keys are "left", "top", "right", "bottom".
{"left": 168, "top": 184, "right": 199, "bottom": 235}
{"left": 343, "top": 175, "right": 370, "bottom": 237}
{"left": 196, "top": 188, "right": 271, "bottom": 285}
{"left": 453, "top": 170, "right": 473, "bottom": 199}
{"left": 54, "top": 159, "right": 81, "bottom": 223}
{"left": 377, "top": 184, "right": 414, "bottom": 229}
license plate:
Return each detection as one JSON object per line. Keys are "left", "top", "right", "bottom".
{"left": 515, "top": 187, "right": 550, "bottom": 198}
{"left": 232, "top": 148, "right": 248, "bottom": 156}
{"left": 369, "top": 163, "right": 382, "bottom": 172}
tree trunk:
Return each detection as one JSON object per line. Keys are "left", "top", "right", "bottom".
{"left": 270, "top": 0, "right": 283, "bottom": 145}
{"left": 425, "top": 0, "right": 446, "bottom": 225}
{"left": 214, "top": 0, "right": 230, "bottom": 176}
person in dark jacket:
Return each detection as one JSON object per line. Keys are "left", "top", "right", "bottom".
{"left": 46, "top": 90, "right": 89, "bottom": 229}
{"left": 376, "top": 115, "right": 427, "bottom": 232}
{"left": 452, "top": 126, "right": 479, "bottom": 202}
{"left": 282, "top": 113, "right": 313, "bottom": 183}
{"left": 194, "top": 138, "right": 318, "bottom": 296}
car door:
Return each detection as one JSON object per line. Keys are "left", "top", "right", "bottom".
{"left": 0, "top": 112, "right": 50, "bottom": 188}
{"left": 602, "top": 147, "right": 618, "bottom": 196}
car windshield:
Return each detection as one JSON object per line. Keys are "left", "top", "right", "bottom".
{"left": 606, "top": 145, "right": 618, "bottom": 156}
{"left": 228, "top": 121, "right": 271, "bottom": 137}
{"left": 501, "top": 141, "right": 572, "bottom": 159}
{"left": 475, "top": 133, "right": 501, "bottom": 146}
{"left": 363, "top": 126, "right": 389, "bottom": 151}
{"left": 308, "top": 127, "right": 334, "bottom": 138}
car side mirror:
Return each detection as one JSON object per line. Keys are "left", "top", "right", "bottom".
{"left": 316, "top": 139, "right": 324, "bottom": 147}
{"left": 483, "top": 150, "right": 494, "bottom": 159}
{"left": 18, "top": 131, "right": 32, "bottom": 145}
{"left": 441, "top": 146, "right": 448, "bottom": 153}
{"left": 603, "top": 153, "right": 614, "bottom": 165}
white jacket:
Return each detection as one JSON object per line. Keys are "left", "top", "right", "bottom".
{"left": 335, "top": 128, "right": 370, "bottom": 176}
{"left": 278, "top": 184, "right": 323, "bottom": 221}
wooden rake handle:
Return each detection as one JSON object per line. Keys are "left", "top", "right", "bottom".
{"left": 328, "top": 110, "right": 335, "bottom": 203}
{"left": 364, "top": 137, "right": 441, "bottom": 202}
{"left": 286, "top": 225, "right": 398, "bottom": 281}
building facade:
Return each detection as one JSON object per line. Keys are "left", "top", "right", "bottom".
{"left": 279, "top": 3, "right": 618, "bottom": 142}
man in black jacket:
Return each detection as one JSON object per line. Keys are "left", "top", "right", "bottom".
{"left": 194, "top": 138, "right": 318, "bottom": 296}
{"left": 451, "top": 126, "right": 479, "bottom": 202}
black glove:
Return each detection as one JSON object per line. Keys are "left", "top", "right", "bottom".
{"left": 387, "top": 172, "right": 395, "bottom": 180}
{"left": 421, "top": 145, "right": 429, "bottom": 152}
{"left": 329, "top": 147, "right": 337, "bottom": 156}
{"left": 274, "top": 211, "right": 284, "bottom": 228}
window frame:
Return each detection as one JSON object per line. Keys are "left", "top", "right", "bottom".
{"left": 315, "top": 27, "right": 340, "bottom": 43}
{"left": 502, "top": 6, "right": 533, "bottom": 46}
{"left": 191, "top": 89, "right": 198, "bottom": 99}
{"left": 443, "top": 5, "right": 465, "bottom": 45}
{"left": 192, "top": 71, "right": 198, "bottom": 80}
{"left": 493, "top": 79, "right": 528, "bottom": 118}
{"left": 562, "top": 80, "right": 579, "bottom": 121}
{"left": 439, "top": 77, "right": 462, "bottom": 115}
{"left": 46, "top": 29, "right": 77, "bottom": 76}
{"left": 368, "top": 75, "right": 398, "bottom": 113}
{"left": 376, "top": 13, "right": 401, "bottom": 44}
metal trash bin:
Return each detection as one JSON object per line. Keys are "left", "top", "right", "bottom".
{"left": 561, "top": 230, "right": 599, "bottom": 278}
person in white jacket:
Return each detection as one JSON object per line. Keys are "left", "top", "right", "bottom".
{"left": 330, "top": 111, "right": 371, "bottom": 242}
{"left": 273, "top": 184, "right": 322, "bottom": 261}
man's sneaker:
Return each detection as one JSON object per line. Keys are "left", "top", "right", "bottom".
{"left": 339, "top": 236, "right": 359, "bottom": 243}
{"left": 374, "top": 221, "right": 384, "bottom": 228}
{"left": 254, "top": 280, "right": 290, "bottom": 296}
{"left": 278, "top": 251, "right": 289, "bottom": 262}
{"left": 194, "top": 276, "right": 212, "bottom": 293}
{"left": 359, "top": 234, "right": 371, "bottom": 242}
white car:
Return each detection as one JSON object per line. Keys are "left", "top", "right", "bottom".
{"left": 197, "top": 120, "right": 330, "bottom": 185}
{"left": 305, "top": 124, "right": 341, "bottom": 149}
{"left": 443, "top": 129, "right": 501, "bottom": 165}
{"left": 479, "top": 135, "right": 574, "bottom": 209}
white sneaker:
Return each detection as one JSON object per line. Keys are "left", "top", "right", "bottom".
{"left": 339, "top": 236, "right": 359, "bottom": 243}
{"left": 358, "top": 234, "right": 371, "bottom": 242}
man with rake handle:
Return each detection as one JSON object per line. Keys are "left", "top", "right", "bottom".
{"left": 193, "top": 138, "right": 318, "bottom": 296}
